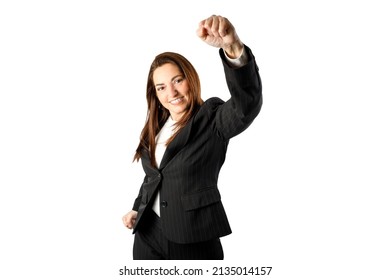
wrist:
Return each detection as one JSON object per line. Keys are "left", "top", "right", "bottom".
{"left": 224, "top": 41, "right": 244, "bottom": 59}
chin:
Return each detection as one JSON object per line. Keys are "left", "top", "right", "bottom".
{"left": 172, "top": 105, "right": 187, "bottom": 113}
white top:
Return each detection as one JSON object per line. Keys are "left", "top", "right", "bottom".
{"left": 151, "top": 48, "right": 248, "bottom": 216}
{"left": 152, "top": 116, "right": 177, "bottom": 216}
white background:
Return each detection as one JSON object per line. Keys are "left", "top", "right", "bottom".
{"left": 1, "top": 0, "right": 389, "bottom": 279}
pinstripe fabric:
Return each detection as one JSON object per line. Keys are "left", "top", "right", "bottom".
{"left": 134, "top": 210, "right": 223, "bottom": 260}
{"left": 132, "top": 45, "right": 262, "bottom": 245}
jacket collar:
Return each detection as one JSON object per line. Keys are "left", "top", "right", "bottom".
{"left": 141, "top": 115, "right": 194, "bottom": 173}
{"left": 159, "top": 116, "right": 194, "bottom": 170}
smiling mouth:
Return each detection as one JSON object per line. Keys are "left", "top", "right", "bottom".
{"left": 169, "top": 97, "right": 184, "bottom": 105}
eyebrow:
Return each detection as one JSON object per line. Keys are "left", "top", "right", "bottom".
{"left": 155, "top": 74, "right": 183, "bottom": 87}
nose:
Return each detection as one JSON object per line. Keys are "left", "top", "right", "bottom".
{"left": 167, "top": 83, "right": 179, "bottom": 97}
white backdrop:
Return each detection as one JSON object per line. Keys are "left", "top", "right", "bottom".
{"left": 1, "top": 1, "right": 389, "bottom": 279}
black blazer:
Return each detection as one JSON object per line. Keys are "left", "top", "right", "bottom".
{"left": 132, "top": 45, "right": 262, "bottom": 244}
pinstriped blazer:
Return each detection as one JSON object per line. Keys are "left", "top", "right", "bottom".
{"left": 131, "top": 45, "right": 262, "bottom": 244}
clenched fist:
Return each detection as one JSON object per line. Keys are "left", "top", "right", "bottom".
{"left": 122, "top": 210, "right": 138, "bottom": 229}
{"left": 197, "top": 15, "right": 244, "bottom": 59}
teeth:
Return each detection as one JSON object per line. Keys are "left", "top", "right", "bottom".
{"left": 170, "top": 97, "right": 183, "bottom": 104}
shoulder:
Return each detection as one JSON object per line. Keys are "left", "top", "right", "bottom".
{"left": 189, "top": 97, "right": 223, "bottom": 123}
{"left": 203, "top": 97, "right": 225, "bottom": 110}
{"left": 194, "top": 97, "right": 224, "bottom": 118}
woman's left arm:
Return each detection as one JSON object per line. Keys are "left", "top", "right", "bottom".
{"left": 215, "top": 45, "right": 262, "bottom": 139}
{"left": 197, "top": 15, "right": 262, "bottom": 140}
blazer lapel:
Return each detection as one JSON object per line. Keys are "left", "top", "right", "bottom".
{"left": 141, "top": 149, "right": 160, "bottom": 177}
{"left": 159, "top": 117, "right": 194, "bottom": 170}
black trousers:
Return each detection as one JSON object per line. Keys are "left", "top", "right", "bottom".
{"left": 133, "top": 210, "right": 224, "bottom": 260}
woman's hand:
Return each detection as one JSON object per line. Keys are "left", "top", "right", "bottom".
{"left": 197, "top": 15, "right": 244, "bottom": 59}
{"left": 122, "top": 210, "right": 138, "bottom": 229}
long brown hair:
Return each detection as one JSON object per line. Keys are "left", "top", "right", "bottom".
{"left": 133, "top": 52, "right": 204, "bottom": 167}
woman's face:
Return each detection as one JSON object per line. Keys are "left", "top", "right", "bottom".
{"left": 153, "top": 63, "right": 190, "bottom": 121}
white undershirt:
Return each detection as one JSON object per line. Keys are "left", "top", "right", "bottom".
{"left": 152, "top": 116, "right": 177, "bottom": 216}
{"left": 151, "top": 48, "right": 248, "bottom": 217}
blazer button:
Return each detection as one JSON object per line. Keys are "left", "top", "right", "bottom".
{"left": 161, "top": 201, "right": 168, "bottom": 208}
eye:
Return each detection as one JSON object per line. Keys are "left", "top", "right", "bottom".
{"left": 156, "top": 85, "right": 165, "bottom": 92}
{"left": 173, "top": 77, "right": 184, "bottom": 85}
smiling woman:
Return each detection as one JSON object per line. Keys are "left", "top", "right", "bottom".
{"left": 154, "top": 63, "right": 191, "bottom": 121}
{"left": 122, "top": 15, "right": 262, "bottom": 260}
{"left": 136, "top": 51, "right": 204, "bottom": 168}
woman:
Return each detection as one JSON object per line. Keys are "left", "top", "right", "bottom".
{"left": 122, "top": 15, "right": 262, "bottom": 260}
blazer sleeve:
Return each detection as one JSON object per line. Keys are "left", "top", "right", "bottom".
{"left": 132, "top": 175, "right": 147, "bottom": 211}
{"left": 213, "top": 45, "right": 262, "bottom": 140}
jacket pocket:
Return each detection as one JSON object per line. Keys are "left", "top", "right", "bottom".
{"left": 181, "top": 187, "right": 221, "bottom": 211}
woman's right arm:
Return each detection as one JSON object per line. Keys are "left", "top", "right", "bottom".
{"left": 122, "top": 210, "right": 138, "bottom": 229}
{"left": 122, "top": 175, "right": 147, "bottom": 229}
